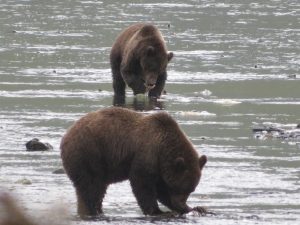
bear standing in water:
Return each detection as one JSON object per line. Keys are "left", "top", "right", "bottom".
{"left": 60, "top": 107, "right": 207, "bottom": 217}
{"left": 110, "top": 23, "right": 173, "bottom": 99}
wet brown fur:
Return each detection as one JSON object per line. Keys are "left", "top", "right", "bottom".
{"left": 0, "top": 193, "right": 37, "bottom": 225}
{"left": 110, "top": 23, "right": 173, "bottom": 98}
{"left": 60, "top": 107, "right": 206, "bottom": 217}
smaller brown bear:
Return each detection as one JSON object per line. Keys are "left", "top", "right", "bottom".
{"left": 110, "top": 23, "right": 173, "bottom": 98}
{"left": 60, "top": 107, "right": 207, "bottom": 217}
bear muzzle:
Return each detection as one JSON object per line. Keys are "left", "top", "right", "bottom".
{"left": 170, "top": 194, "right": 191, "bottom": 213}
{"left": 144, "top": 82, "right": 156, "bottom": 90}
{"left": 144, "top": 75, "right": 157, "bottom": 90}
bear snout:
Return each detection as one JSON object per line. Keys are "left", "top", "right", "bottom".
{"left": 144, "top": 75, "right": 157, "bottom": 90}
{"left": 170, "top": 194, "right": 191, "bottom": 213}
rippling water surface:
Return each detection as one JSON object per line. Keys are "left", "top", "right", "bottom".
{"left": 0, "top": 1, "right": 299, "bottom": 225}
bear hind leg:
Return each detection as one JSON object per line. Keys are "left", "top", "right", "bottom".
{"left": 75, "top": 178, "right": 107, "bottom": 218}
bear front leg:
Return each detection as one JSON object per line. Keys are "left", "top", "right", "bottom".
{"left": 113, "top": 75, "right": 126, "bottom": 97}
{"left": 111, "top": 53, "right": 126, "bottom": 97}
{"left": 112, "top": 72, "right": 126, "bottom": 105}
{"left": 156, "top": 181, "right": 173, "bottom": 210}
{"left": 129, "top": 175, "right": 162, "bottom": 215}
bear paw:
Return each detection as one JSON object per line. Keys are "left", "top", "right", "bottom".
{"left": 191, "top": 206, "right": 215, "bottom": 216}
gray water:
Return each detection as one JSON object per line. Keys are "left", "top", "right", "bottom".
{"left": 0, "top": 1, "right": 299, "bottom": 224}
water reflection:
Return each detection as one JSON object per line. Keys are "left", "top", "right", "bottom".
{"left": 113, "top": 95, "right": 165, "bottom": 111}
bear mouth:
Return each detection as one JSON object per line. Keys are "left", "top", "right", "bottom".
{"left": 144, "top": 83, "right": 156, "bottom": 90}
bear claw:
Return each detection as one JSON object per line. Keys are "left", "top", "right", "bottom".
{"left": 192, "top": 206, "right": 215, "bottom": 216}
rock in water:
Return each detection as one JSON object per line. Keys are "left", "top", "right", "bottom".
{"left": 25, "top": 138, "right": 53, "bottom": 151}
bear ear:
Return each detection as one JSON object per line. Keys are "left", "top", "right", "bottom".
{"left": 146, "top": 46, "right": 155, "bottom": 56}
{"left": 199, "top": 155, "right": 207, "bottom": 170}
{"left": 174, "top": 157, "right": 186, "bottom": 172}
{"left": 167, "top": 52, "right": 174, "bottom": 61}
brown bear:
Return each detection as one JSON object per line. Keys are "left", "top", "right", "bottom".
{"left": 110, "top": 23, "right": 173, "bottom": 99}
{"left": 60, "top": 107, "right": 207, "bottom": 217}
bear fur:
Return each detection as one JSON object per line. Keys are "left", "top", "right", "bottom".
{"left": 110, "top": 23, "right": 173, "bottom": 98}
{"left": 60, "top": 107, "right": 207, "bottom": 217}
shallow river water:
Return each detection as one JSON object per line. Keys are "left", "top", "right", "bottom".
{"left": 0, "top": 1, "right": 299, "bottom": 225}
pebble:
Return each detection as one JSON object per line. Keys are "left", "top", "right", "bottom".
{"left": 15, "top": 178, "right": 32, "bottom": 185}
{"left": 52, "top": 168, "right": 65, "bottom": 174}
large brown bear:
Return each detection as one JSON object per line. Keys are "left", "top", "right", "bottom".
{"left": 60, "top": 107, "right": 207, "bottom": 217}
{"left": 110, "top": 23, "right": 173, "bottom": 98}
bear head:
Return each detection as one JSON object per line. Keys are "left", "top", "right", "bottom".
{"left": 159, "top": 140, "right": 207, "bottom": 212}
{"left": 164, "top": 153, "right": 206, "bottom": 190}
{"left": 136, "top": 25, "right": 173, "bottom": 90}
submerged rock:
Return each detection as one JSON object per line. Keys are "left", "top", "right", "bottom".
{"left": 25, "top": 138, "right": 53, "bottom": 151}
{"left": 52, "top": 168, "right": 65, "bottom": 174}
{"left": 15, "top": 178, "right": 32, "bottom": 185}
{"left": 252, "top": 124, "right": 300, "bottom": 140}
{"left": 252, "top": 126, "right": 284, "bottom": 134}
